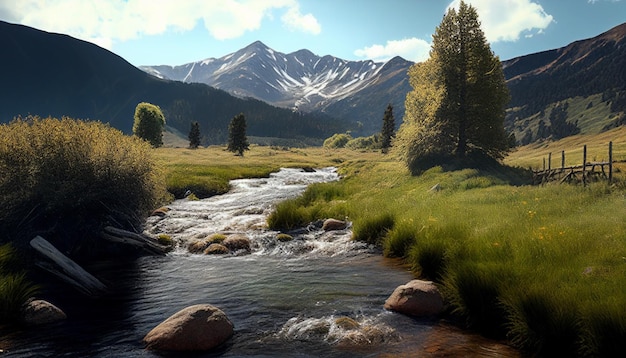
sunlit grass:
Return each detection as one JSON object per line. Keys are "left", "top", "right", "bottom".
{"left": 266, "top": 144, "right": 626, "bottom": 355}
{"left": 156, "top": 138, "right": 626, "bottom": 356}
{"left": 156, "top": 145, "right": 381, "bottom": 198}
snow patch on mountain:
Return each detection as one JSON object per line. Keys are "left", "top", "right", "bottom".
{"left": 139, "top": 41, "right": 390, "bottom": 112}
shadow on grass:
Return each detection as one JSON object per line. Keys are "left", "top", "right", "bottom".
{"left": 409, "top": 151, "right": 533, "bottom": 186}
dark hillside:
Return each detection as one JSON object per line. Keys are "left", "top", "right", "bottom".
{"left": 0, "top": 21, "right": 345, "bottom": 143}
{"left": 504, "top": 22, "right": 626, "bottom": 121}
{"left": 321, "top": 56, "right": 412, "bottom": 134}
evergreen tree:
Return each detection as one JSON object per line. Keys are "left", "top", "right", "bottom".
{"left": 381, "top": 104, "right": 395, "bottom": 154}
{"left": 227, "top": 113, "right": 249, "bottom": 156}
{"left": 396, "top": 1, "right": 509, "bottom": 172}
{"left": 188, "top": 121, "right": 201, "bottom": 149}
{"left": 133, "top": 102, "right": 165, "bottom": 148}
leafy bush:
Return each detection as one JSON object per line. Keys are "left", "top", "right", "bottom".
{"left": 345, "top": 135, "right": 380, "bottom": 150}
{"left": 323, "top": 133, "right": 352, "bottom": 149}
{"left": 0, "top": 116, "right": 168, "bottom": 254}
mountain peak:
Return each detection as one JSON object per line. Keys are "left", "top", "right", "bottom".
{"left": 243, "top": 40, "right": 270, "bottom": 52}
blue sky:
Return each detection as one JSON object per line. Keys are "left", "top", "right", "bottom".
{"left": 0, "top": 0, "right": 624, "bottom": 66}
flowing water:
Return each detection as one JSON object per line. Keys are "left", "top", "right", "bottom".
{"left": 1, "top": 168, "right": 519, "bottom": 357}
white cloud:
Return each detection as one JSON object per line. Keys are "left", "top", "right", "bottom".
{"left": 281, "top": 4, "right": 321, "bottom": 34}
{"left": 447, "top": 0, "right": 554, "bottom": 42}
{"left": 354, "top": 38, "right": 431, "bottom": 63}
{"left": 0, "top": 0, "right": 320, "bottom": 48}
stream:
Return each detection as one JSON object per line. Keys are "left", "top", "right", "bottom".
{"left": 1, "top": 168, "right": 519, "bottom": 357}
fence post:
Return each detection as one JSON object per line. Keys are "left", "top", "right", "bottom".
{"left": 609, "top": 141, "right": 613, "bottom": 184}
{"left": 561, "top": 151, "right": 565, "bottom": 171}
{"left": 583, "top": 145, "right": 587, "bottom": 186}
{"left": 548, "top": 152, "right": 552, "bottom": 174}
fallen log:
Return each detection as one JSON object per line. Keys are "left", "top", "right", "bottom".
{"left": 102, "top": 226, "right": 170, "bottom": 255}
{"left": 30, "top": 236, "right": 108, "bottom": 297}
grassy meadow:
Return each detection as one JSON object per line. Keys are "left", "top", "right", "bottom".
{"left": 158, "top": 127, "right": 626, "bottom": 356}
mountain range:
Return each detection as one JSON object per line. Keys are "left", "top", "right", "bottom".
{"left": 141, "top": 41, "right": 412, "bottom": 135}
{"left": 502, "top": 22, "right": 626, "bottom": 144}
{"left": 0, "top": 21, "right": 346, "bottom": 146}
{"left": 1, "top": 20, "right": 625, "bottom": 146}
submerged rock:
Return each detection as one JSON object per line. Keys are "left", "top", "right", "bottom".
{"left": 21, "top": 299, "right": 67, "bottom": 326}
{"left": 204, "top": 243, "right": 229, "bottom": 255}
{"left": 384, "top": 279, "right": 444, "bottom": 317}
{"left": 276, "top": 233, "right": 294, "bottom": 242}
{"left": 144, "top": 304, "right": 234, "bottom": 352}
{"left": 335, "top": 316, "right": 360, "bottom": 330}
{"left": 222, "top": 234, "right": 251, "bottom": 252}
{"left": 187, "top": 240, "right": 210, "bottom": 254}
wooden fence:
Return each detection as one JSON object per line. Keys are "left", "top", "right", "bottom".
{"left": 532, "top": 142, "right": 613, "bottom": 185}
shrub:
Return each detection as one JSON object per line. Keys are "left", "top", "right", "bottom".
{"left": 133, "top": 102, "right": 165, "bottom": 147}
{"left": 323, "top": 133, "right": 352, "bottom": 149}
{"left": 345, "top": 135, "right": 380, "bottom": 150}
{"left": 0, "top": 116, "right": 168, "bottom": 254}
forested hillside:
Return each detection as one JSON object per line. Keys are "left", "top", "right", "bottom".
{"left": 0, "top": 21, "right": 346, "bottom": 145}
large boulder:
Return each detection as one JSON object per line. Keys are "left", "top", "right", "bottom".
{"left": 188, "top": 240, "right": 210, "bottom": 254}
{"left": 204, "top": 243, "right": 229, "bottom": 255}
{"left": 21, "top": 299, "right": 67, "bottom": 326}
{"left": 222, "top": 234, "right": 251, "bottom": 252}
{"left": 322, "top": 218, "right": 348, "bottom": 231}
{"left": 384, "top": 280, "right": 444, "bottom": 317}
{"left": 144, "top": 304, "right": 234, "bottom": 352}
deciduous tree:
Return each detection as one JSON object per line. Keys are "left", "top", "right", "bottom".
{"left": 133, "top": 102, "right": 165, "bottom": 148}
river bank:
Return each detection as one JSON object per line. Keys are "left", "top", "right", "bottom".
{"left": 1, "top": 167, "right": 522, "bottom": 357}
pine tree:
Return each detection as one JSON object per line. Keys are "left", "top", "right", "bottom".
{"left": 396, "top": 1, "right": 509, "bottom": 172}
{"left": 381, "top": 104, "right": 395, "bottom": 154}
{"left": 133, "top": 102, "right": 165, "bottom": 148}
{"left": 188, "top": 121, "right": 201, "bottom": 149}
{"left": 227, "top": 113, "right": 249, "bottom": 156}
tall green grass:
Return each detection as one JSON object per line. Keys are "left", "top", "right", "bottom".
{"left": 158, "top": 141, "right": 626, "bottom": 356}
{"left": 267, "top": 151, "right": 626, "bottom": 356}
{"left": 0, "top": 244, "right": 38, "bottom": 324}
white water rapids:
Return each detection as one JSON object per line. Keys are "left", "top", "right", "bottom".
{"left": 144, "top": 167, "right": 369, "bottom": 258}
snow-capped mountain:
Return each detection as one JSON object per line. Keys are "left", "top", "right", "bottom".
{"left": 141, "top": 41, "right": 412, "bottom": 133}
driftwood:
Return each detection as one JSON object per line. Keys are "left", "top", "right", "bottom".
{"left": 30, "top": 236, "right": 108, "bottom": 297}
{"left": 101, "top": 226, "right": 170, "bottom": 256}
